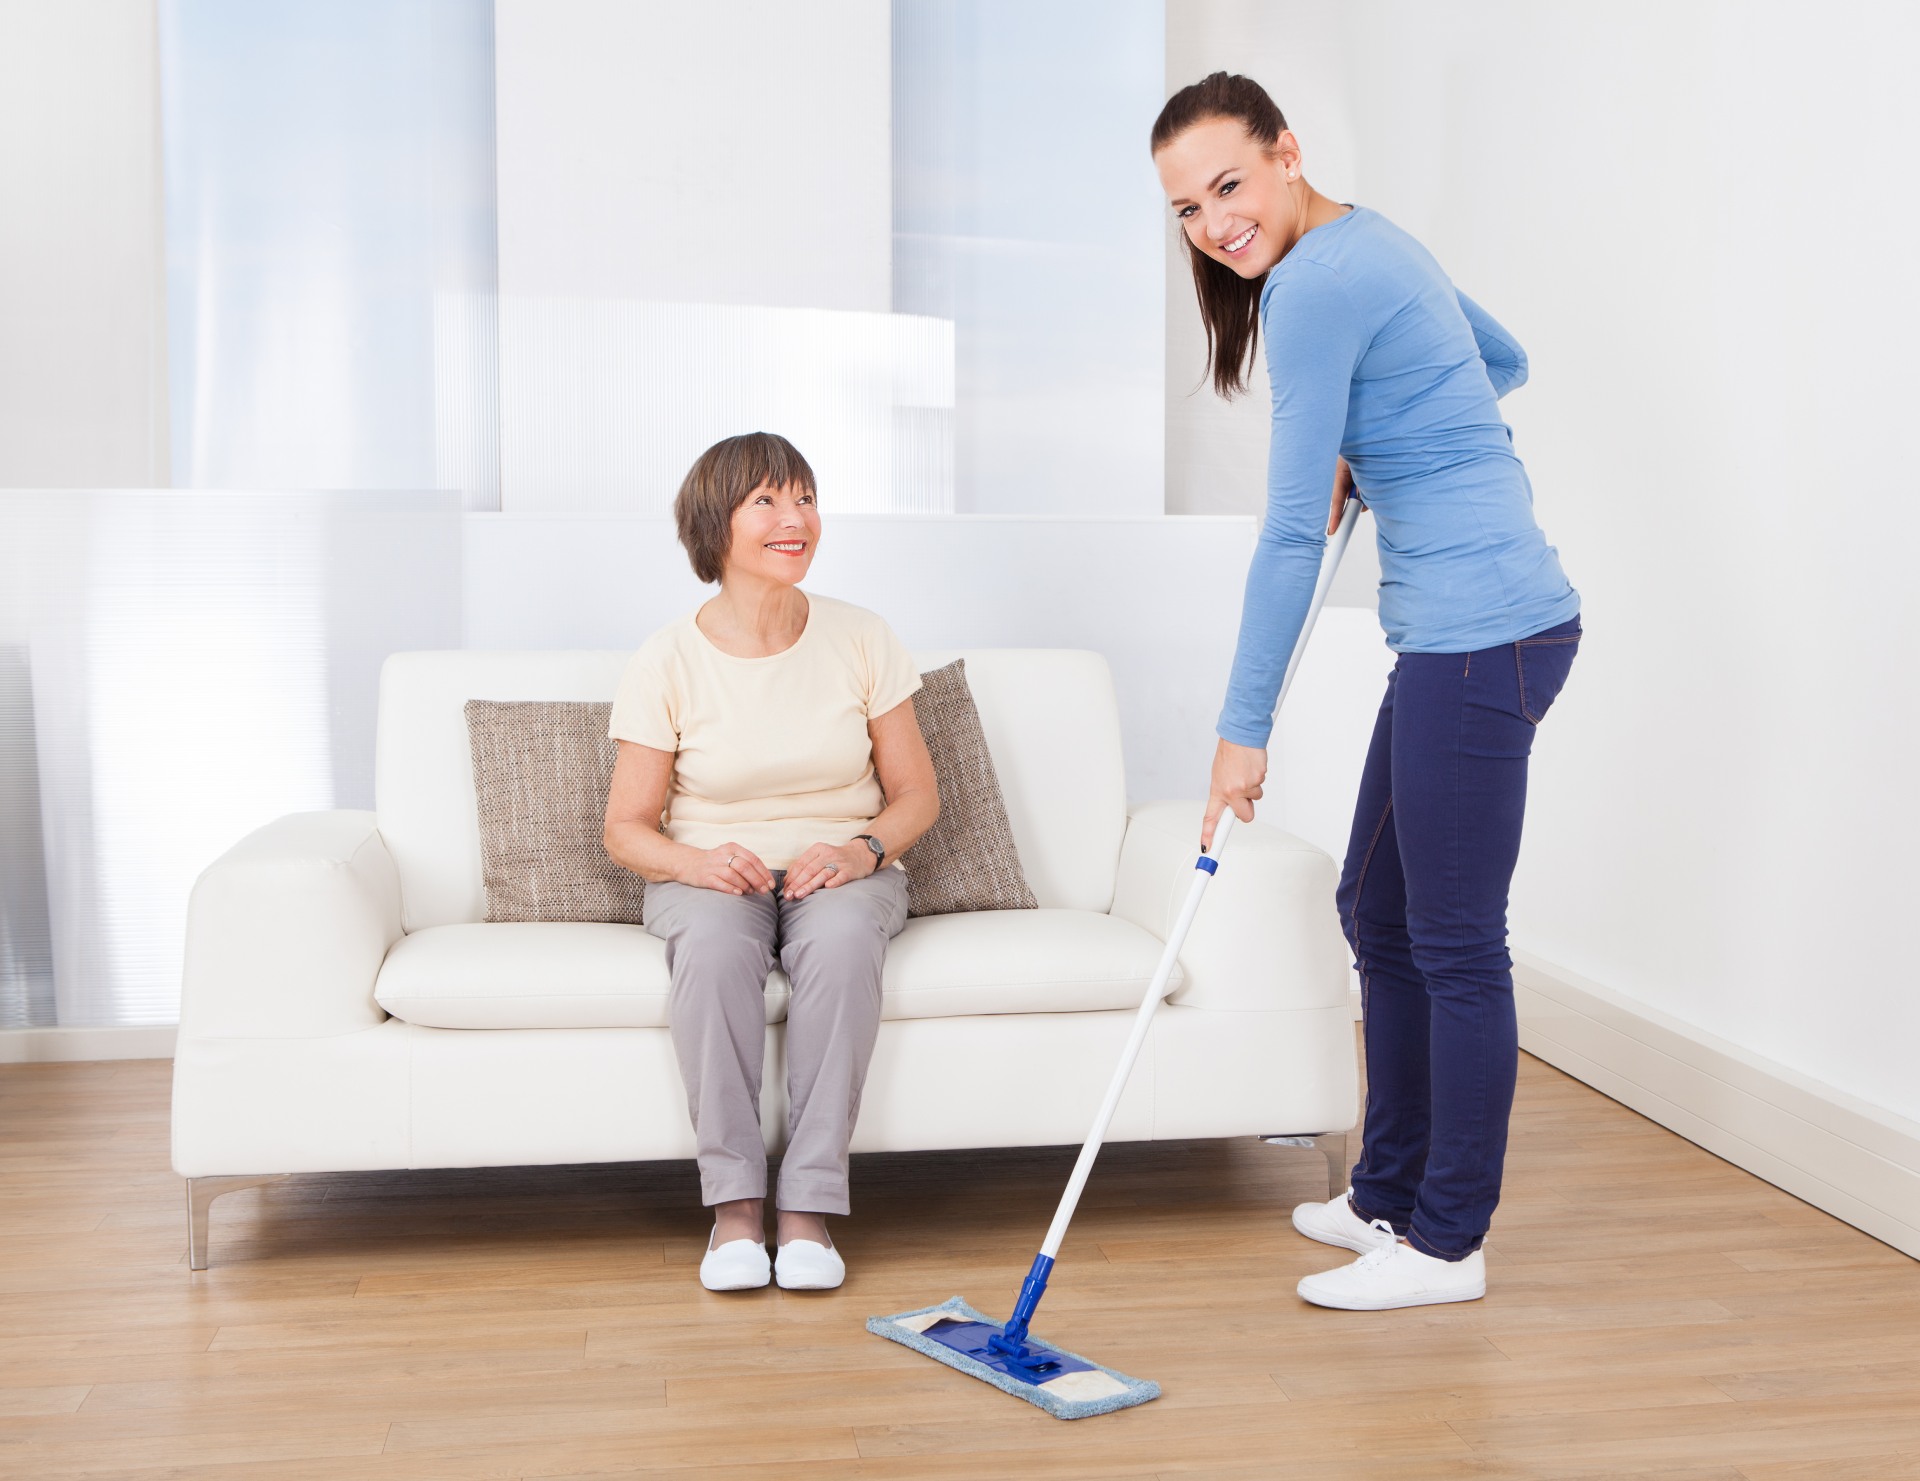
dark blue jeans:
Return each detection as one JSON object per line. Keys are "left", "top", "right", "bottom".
{"left": 1337, "top": 616, "right": 1581, "bottom": 1260}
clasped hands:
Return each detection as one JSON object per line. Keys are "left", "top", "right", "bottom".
{"left": 681, "top": 839, "right": 877, "bottom": 899}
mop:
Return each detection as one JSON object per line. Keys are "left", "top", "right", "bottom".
{"left": 868, "top": 501, "right": 1363, "bottom": 1420}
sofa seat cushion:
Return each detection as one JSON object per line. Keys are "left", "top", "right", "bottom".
{"left": 375, "top": 923, "right": 790, "bottom": 1030}
{"left": 877, "top": 910, "right": 1180, "bottom": 1021}
{"left": 375, "top": 911, "right": 1177, "bottom": 1031}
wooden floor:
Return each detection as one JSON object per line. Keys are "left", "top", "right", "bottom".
{"left": 3, "top": 1047, "right": 1919, "bottom": 1480}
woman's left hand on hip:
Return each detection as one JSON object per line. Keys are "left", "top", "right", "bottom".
{"left": 783, "top": 841, "right": 878, "bottom": 899}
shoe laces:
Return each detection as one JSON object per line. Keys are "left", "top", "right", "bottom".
{"left": 1356, "top": 1221, "right": 1401, "bottom": 1269}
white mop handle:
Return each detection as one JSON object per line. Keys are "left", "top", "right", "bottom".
{"left": 1036, "top": 809, "right": 1234, "bottom": 1260}
{"left": 1032, "top": 500, "right": 1362, "bottom": 1263}
{"left": 1272, "top": 496, "right": 1361, "bottom": 717}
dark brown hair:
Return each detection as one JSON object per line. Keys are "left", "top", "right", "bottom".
{"left": 673, "top": 432, "right": 817, "bottom": 584}
{"left": 1151, "top": 72, "right": 1288, "bottom": 398}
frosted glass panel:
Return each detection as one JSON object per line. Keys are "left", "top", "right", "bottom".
{"left": 892, "top": 0, "right": 1166, "bottom": 514}
{"left": 160, "top": 0, "right": 500, "bottom": 505}
{"left": 0, "top": 646, "right": 54, "bottom": 1029}
{"left": 0, "top": 492, "right": 461, "bottom": 1028}
{"left": 499, "top": 300, "right": 954, "bottom": 514}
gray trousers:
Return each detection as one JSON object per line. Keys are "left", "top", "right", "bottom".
{"left": 643, "top": 868, "right": 909, "bottom": 1215}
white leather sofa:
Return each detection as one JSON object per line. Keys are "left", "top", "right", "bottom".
{"left": 172, "top": 649, "right": 1358, "bottom": 1268}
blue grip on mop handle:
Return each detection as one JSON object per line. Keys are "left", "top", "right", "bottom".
{"left": 1195, "top": 854, "right": 1218, "bottom": 874}
{"left": 988, "top": 1252, "right": 1056, "bottom": 1355}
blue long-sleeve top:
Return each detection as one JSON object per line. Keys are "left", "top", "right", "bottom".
{"left": 1218, "top": 206, "right": 1580, "bottom": 748}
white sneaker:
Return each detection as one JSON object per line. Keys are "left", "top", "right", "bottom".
{"left": 1297, "top": 1240, "right": 1486, "bottom": 1311}
{"left": 1291, "top": 1188, "right": 1399, "bottom": 1255}
{"left": 774, "top": 1238, "right": 845, "bottom": 1291}
{"left": 699, "top": 1228, "right": 771, "bottom": 1292}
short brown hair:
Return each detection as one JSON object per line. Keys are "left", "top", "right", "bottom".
{"left": 672, "top": 432, "right": 818, "bottom": 585}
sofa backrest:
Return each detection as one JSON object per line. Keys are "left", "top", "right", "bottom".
{"left": 376, "top": 648, "right": 1129, "bottom": 932}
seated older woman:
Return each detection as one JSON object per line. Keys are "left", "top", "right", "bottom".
{"left": 603, "top": 432, "right": 939, "bottom": 1293}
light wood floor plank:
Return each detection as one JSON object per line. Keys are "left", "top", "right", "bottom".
{"left": 0, "top": 1383, "right": 91, "bottom": 1417}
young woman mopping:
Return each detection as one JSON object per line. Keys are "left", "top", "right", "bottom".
{"left": 1153, "top": 72, "right": 1582, "bottom": 1311}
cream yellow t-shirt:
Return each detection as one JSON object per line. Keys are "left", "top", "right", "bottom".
{"left": 608, "top": 593, "right": 922, "bottom": 870}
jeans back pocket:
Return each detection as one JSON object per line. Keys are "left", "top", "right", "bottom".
{"left": 1513, "top": 625, "right": 1581, "bottom": 724}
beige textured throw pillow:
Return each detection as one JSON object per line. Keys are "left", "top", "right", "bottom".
{"left": 464, "top": 700, "right": 646, "bottom": 925}
{"left": 902, "top": 660, "right": 1038, "bottom": 916}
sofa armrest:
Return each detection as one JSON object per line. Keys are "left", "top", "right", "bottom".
{"left": 179, "top": 811, "right": 402, "bottom": 1040}
{"left": 1112, "top": 799, "right": 1351, "bottom": 1013}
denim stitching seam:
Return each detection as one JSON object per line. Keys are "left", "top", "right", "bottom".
{"left": 1515, "top": 644, "right": 1536, "bottom": 724}
{"left": 1345, "top": 796, "right": 1395, "bottom": 952}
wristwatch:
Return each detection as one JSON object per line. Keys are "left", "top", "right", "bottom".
{"left": 853, "top": 834, "right": 886, "bottom": 869}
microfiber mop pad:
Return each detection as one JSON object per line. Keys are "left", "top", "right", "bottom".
{"left": 867, "top": 1297, "right": 1159, "bottom": 1420}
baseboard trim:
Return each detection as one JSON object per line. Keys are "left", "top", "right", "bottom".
{"left": 0, "top": 1026, "right": 177, "bottom": 1064}
{"left": 1513, "top": 951, "right": 1920, "bottom": 1261}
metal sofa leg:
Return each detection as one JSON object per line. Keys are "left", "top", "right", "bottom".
{"left": 185, "top": 1174, "right": 287, "bottom": 1271}
{"left": 1259, "top": 1130, "right": 1350, "bottom": 1198}
{"left": 1311, "top": 1130, "right": 1349, "bottom": 1198}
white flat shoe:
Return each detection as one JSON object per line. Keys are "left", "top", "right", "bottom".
{"left": 699, "top": 1228, "right": 770, "bottom": 1292}
{"left": 774, "top": 1238, "right": 845, "bottom": 1291}
{"left": 1297, "top": 1241, "right": 1486, "bottom": 1311}
{"left": 1291, "top": 1188, "right": 1399, "bottom": 1255}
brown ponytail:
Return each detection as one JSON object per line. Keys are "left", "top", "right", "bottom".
{"left": 1150, "top": 72, "right": 1288, "bottom": 399}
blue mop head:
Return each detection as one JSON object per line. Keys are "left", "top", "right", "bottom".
{"left": 867, "top": 1296, "right": 1160, "bottom": 1420}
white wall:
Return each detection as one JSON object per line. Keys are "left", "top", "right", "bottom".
{"left": 494, "top": 0, "right": 891, "bottom": 312}
{"left": 491, "top": 0, "right": 947, "bottom": 515}
{"left": 1182, "top": 1, "right": 1920, "bottom": 1124}
{"left": 492, "top": 298, "right": 954, "bottom": 515}
{"left": 0, "top": 0, "right": 167, "bottom": 487}
{"left": 893, "top": 0, "right": 1168, "bottom": 519}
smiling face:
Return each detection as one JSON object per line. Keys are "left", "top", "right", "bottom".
{"left": 724, "top": 481, "right": 820, "bottom": 587}
{"left": 1154, "top": 115, "right": 1300, "bottom": 279}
